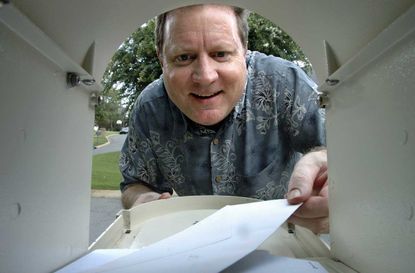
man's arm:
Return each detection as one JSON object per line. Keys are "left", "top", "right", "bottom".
{"left": 121, "top": 183, "right": 171, "bottom": 209}
{"left": 286, "top": 149, "right": 329, "bottom": 234}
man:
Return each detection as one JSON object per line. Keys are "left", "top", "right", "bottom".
{"left": 119, "top": 4, "right": 329, "bottom": 234}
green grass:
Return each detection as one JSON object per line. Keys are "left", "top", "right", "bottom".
{"left": 92, "top": 131, "right": 118, "bottom": 147}
{"left": 91, "top": 151, "right": 122, "bottom": 190}
{"left": 93, "top": 135, "right": 107, "bottom": 146}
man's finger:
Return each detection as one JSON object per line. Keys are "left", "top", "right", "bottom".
{"left": 287, "top": 151, "right": 327, "bottom": 204}
{"left": 292, "top": 196, "right": 329, "bottom": 218}
{"left": 288, "top": 215, "right": 329, "bottom": 234}
{"left": 287, "top": 163, "right": 319, "bottom": 203}
{"left": 159, "top": 192, "right": 172, "bottom": 199}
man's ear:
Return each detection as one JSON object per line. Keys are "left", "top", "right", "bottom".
{"left": 157, "top": 49, "right": 164, "bottom": 68}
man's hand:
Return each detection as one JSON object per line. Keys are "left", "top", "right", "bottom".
{"left": 286, "top": 149, "right": 329, "bottom": 234}
{"left": 121, "top": 183, "right": 171, "bottom": 209}
{"left": 132, "top": 191, "right": 171, "bottom": 207}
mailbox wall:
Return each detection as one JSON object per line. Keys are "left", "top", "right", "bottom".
{"left": 0, "top": 22, "right": 94, "bottom": 273}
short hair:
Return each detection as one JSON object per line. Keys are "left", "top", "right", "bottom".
{"left": 155, "top": 5, "right": 250, "bottom": 56}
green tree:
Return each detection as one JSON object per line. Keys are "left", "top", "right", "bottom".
{"left": 95, "top": 88, "right": 124, "bottom": 130}
{"left": 101, "top": 19, "right": 160, "bottom": 118}
{"left": 247, "top": 13, "right": 311, "bottom": 74}
{"left": 101, "top": 13, "right": 311, "bottom": 120}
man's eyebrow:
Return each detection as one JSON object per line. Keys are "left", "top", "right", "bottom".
{"left": 166, "top": 46, "right": 195, "bottom": 55}
{"left": 166, "top": 37, "right": 239, "bottom": 54}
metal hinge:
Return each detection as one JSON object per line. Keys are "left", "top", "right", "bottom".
{"left": 318, "top": 92, "right": 330, "bottom": 108}
{"left": 66, "top": 72, "right": 96, "bottom": 88}
{"left": 90, "top": 92, "right": 103, "bottom": 107}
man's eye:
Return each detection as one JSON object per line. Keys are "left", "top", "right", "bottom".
{"left": 175, "top": 54, "right": 193, "bottom": 63}
{"left": 214, "top": 52, "right": 229, "bottom": 60}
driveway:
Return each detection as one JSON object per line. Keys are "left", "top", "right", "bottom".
{"left": 93, "top": 134, "right": 126, "bottom": 155}
{"left": 90, "top": 135, "right": 126, "bottom": 244}
{"left": 90, "top": 194, "right": 123, "bottom": 244}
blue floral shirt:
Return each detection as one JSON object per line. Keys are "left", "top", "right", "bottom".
{"left": 120, "top": 51, "right": 325, "bottom": 200}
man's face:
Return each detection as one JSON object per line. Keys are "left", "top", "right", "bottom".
{"left": 159, "top": 5, "right": 247, "bottom": 126}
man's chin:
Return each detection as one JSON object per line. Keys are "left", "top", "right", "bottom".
{"left": 191, "top": 112, "right": 226, "bottom": 127}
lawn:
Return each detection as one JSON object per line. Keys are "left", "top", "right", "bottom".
{"left": 92, "top": 131, "right": 118, "bottom": 147}
{"left": 91, "top": 151, "right": 122, "bottom": 190}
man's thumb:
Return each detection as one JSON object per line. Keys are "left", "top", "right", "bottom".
{"left": 159, "top": 192, "right": 172, "bottom": 199}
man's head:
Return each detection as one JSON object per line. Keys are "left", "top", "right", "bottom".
{"left": 156, "top": 5, "right": 250, "bottom": 126}
{"left": 156, "top": 5, "right": 250, "bottom": 56}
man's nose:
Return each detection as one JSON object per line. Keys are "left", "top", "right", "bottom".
{"left": 191, "top": 55, "right": 218, "bottom": 85}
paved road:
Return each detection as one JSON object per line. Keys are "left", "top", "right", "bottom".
{"left": 93, "top": 134, "right": 126, "bottom": 155}
{"left": 90, "top": 196, "right": 123, "bottom": 245}
{"left": 90, "top": 135, "right": 125, "bottom": 244}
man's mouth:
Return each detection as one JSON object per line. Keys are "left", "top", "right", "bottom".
{"left": 191, "top": 90, "right": 223, "bottom": 99}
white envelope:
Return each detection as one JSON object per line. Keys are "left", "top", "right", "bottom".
{"left": 58, "top": 199, "right": 305, "bottom": 273}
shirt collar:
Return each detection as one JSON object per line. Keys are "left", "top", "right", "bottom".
{"left": 233, "top": 50, "right": 254, "bottom": 118}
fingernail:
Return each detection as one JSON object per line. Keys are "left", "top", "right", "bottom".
{"left": 287, "top": 189, "right": 301, "bottom": 200}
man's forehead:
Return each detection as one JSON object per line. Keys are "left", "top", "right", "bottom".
{"left": 164, "top": 5, "right": 237, "bottom": 38}
{"left": 165, "top": 4, "right": 236, "bottom": 28}
{"left": 167, "top": 4, "right": 235, "bottom": 17}
{"left": 160, "top": 4, "right": 244, "bottom": 53}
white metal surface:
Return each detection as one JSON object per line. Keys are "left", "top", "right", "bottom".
{"left": 326, "top": 8, "right": 415, "bottom": 272}
{"left": 0, "top": 22, "right": 94, "bottom": 273}
{"left": 0, "top": 4, "right": 102, "bottom": 92}
{"left": 9, "top": 0, "right": 414, "bottom": 83}
{"left": 0, "top": 1, "right": 414, "bottom": 272}
{"left": 87, "top": 196, "right": 336, "bottom": 272}
{"left": 91, "top": 196, "right": 328, "bottom": 260}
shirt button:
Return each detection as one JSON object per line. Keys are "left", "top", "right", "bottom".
{"left": 212, "top": 138, "right": 219, "bottom": 145}
{"left": 215, "top": 175, "right": 222, "bottom": 183}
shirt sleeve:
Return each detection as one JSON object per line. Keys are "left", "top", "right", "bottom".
{"left": 279, "top": 63, "right": 326, "bottom": 153}
{"left": 119, "top": 96, "right": 173, "bottom": 194}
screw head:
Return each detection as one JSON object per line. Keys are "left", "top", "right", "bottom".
{"left": 66, "top": 72, "right": 80, "bottom": 87}
{"left": 325, "top": 78, "right": 340, "bottom": 86}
